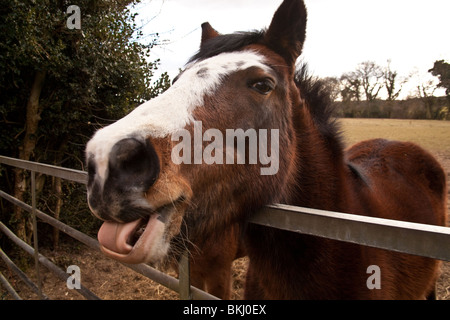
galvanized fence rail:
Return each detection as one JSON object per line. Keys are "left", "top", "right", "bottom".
{"left": 0, "top": 155, "right": 449, "bottom": 300}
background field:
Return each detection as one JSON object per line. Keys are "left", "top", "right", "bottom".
{"left": 340, "top": 119, "right": 450, "bottom": 154}
{"left": 1, "top": 119, "right": 449, "bottom": 300}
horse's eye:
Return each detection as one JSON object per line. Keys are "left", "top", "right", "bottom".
{"left": 250, "top": 79, "right": 275, "bottom": 95}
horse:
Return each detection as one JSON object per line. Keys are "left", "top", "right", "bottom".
{"left": 85, "top": 0, "right": 447, "bottom": 299}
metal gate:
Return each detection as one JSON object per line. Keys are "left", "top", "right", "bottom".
{"left": 1, "top": 155, "right": 449, "bottom": 300}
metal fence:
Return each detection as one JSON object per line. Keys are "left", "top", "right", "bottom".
{"left": 0, "top": 155, "right": 449, "bottom": 300}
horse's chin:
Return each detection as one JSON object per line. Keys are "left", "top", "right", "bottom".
{"left": 97, "top": 204, "right": 180, "bottom": 265}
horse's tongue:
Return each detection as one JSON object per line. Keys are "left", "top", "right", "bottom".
{"left": 97, "top": 214, "right": 165, "bottom": 264}
{"left": 97, "top": 219, "right": 141, "bottom": 254}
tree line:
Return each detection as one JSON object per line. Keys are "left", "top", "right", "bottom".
{"left": 321, "top": 60, "right": 450, "bottom": 120}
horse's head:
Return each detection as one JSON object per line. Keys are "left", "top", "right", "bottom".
{"left": 85, "top": 0, "right": 307, "bottom": 264}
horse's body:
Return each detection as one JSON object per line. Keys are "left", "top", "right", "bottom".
{"left": 246, "top": 135, "right": 446, "bottom": 299}
{"left": 86, "top": 0, "right": 447, "bottom": 299}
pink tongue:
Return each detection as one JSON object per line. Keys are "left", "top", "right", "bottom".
{"left": 97, "top": 219, "right": 142, "bottom": 254}
{"left": 96, "top": 214, "right": 165, "bottom": 264}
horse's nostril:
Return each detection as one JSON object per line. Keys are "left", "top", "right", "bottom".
{"left": 109, "top": 138, "right": 160, "bottom": 190}
{"left": 111, "top": 138, "right": 145, "bottom": 169}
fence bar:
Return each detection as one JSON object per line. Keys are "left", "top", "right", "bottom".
{"left": 0, "top": 247, "right": 50, "bottom": 300}
{"left": 0, "top": 221, "right": 101, "bottom": 300}
{"left": 121, "top": 260, "right": 218, "bottom": 300}
{"left": 249, "top": 204, "right": 450, "bottom": 261}
{"left": 0, "top": 155, "right": 87, "bottom": 184}
{"left": 0, "top": 271, "right": 22, "bottom": 300}
{"left": 0, "top": 190, "right": 99, "bottom": 250}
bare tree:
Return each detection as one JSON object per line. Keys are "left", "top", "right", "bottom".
{"left": 417, "top": 80, "right": 437, "bottom": 119}
{"left": 340, "top": 61, "right": 385, "bottom": 102}
{"left": 340, "top": 71, "right": 361, "bottom": 102}
{"left": 356, "top": 61, "right": 384, "bottom": 101}
{"left": 321, "top": 77, "right": 341, "bottom": 102}
{"left": 384, "top": 60, "right": 408, "bottom": 101}
{"left": 13, "top": 70, "right": 46, "bottom": 243}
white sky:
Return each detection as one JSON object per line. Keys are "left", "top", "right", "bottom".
{"left": 134, "top": 0, "right": 450, "bottom": 98}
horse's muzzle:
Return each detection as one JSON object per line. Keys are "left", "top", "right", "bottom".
{"left": 87, "top": 137, "right": 160, "bottom": 222}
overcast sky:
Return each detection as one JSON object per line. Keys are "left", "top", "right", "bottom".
{"left": 134, "top": 0, "right": 450, "bottom": 98}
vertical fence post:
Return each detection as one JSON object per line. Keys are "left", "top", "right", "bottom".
{"left": 31, "top": 171, "right": 43, "bottom": 299}
{"left": 178, "top": 251, "right": 192, "bottom": 300}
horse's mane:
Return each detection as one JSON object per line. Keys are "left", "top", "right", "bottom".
{"left": 294, "top": 64, "right": 343, "bottom": 155}
{"left": 189, "top": 30, "right": 342, "bottom": 154}
{"left": 188, "top": 30, "right": 266, "bottom": 63}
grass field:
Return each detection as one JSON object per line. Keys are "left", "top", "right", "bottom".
{"left": 339, "top": 119, "right": 450, "bottom": 154}
{"left": 338, "top": 119, "right": 450, "bottom": 154}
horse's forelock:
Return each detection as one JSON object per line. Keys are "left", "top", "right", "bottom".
{"left": 189, "top": 31, "right": 266, "bottom": 64}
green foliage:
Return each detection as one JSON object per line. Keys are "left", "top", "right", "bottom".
{"left": 429, "top": 60, "right": 450, "bottom": 97}
{"left": 0, "top": 0, "right": 170, "bottom": 164}
{"left": 0, "top": 0, "right": 171, "bottom": 241}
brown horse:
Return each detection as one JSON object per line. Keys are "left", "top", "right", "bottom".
{"left": 85, "top": 0, "right": 447, "bottom": 299}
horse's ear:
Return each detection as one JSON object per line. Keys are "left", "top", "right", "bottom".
{"left": 264, "top": 0, "right": 307, "bottom": 66}
{"left": 201, "top": 22, "right": 220, "bottom": 48}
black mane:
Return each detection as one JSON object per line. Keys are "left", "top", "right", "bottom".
{"left": 294, "top": 64, "right": 343, "bottom": 155}
{"left": 188, "top": 30, "right": 266, "bottom": 63}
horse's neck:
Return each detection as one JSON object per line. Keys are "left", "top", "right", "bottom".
{"left": 289, "top": 110, "right": 350, "bottom": 211}
{"left": 244, "top": 110, "right": 355, "bottom": 299}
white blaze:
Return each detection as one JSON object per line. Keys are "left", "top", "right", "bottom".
{"left": 86, "top": 50, "right": 271, "bottom": 181}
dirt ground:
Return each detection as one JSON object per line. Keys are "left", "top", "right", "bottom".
{"left": 0, "top": 242, "right": 250, "bottom": 300}
{"left": 1, "top": 119, "right": 449, "bottom": 300}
